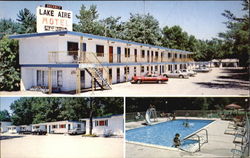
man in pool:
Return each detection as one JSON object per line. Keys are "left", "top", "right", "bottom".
{"left": 173, "top": 133, "right": 181, "bottom": 147}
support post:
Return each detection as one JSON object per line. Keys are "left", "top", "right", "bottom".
{"left": 48, "top": 68, "right": 52, "bottom": 94}
{"left": 76, "top": 68, "right": 81, "bottom": 94}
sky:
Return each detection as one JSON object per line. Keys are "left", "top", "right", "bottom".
{"left": 0, "top": 1, "right": 244, "bottom": 40}
{"left": 0, "top": 97, "right": 20, "bottom": 114}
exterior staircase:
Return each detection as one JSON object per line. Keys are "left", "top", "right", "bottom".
{"left": 85, "top": 67, "right": 111, "bottom": 90}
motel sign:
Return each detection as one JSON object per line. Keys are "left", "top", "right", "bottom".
{"left": 36, "top": 6, "right": 72, "bottom": 33}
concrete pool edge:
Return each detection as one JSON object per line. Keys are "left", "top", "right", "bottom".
{"left": 126, "top": 140, "right": 180, "bottom": 151}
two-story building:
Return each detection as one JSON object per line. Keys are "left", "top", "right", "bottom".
{"left": 9, "top": 31, "right": 195, "bottom": 93}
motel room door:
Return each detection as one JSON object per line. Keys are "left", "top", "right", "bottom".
{"left": 109, "top": 68, "right": 112, "bottom": 84}
{"left": 109, "top": 46, "right": 113, "bottom": 63}
{"left": 117, "top": 68, "right": 120, "bottom": 83}
{"left": 134, "top": 49, "right": 137, "bottom": 62}
{"left": 80, "top": 70, "right": 85, "bottom": 88}
{"left": 117, "top": 47, "right": 121, "bottom": 63}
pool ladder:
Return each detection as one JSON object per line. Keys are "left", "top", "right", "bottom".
{"left": 180, "top": 129, "right": 208, "bottom": 153}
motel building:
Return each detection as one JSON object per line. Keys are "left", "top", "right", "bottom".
{"left": 9, "top": 5, "right": 195, "bottom": 94}
{"left": 80, "top": 114, "right": 124, "bottom": 136}
{"left": 0, "top": 121, "right": 12, "bottom": 133}
{"left": 31, "top": 120, "right": 85, "bottom": 134}
{"left": 9, "top": 31, "right": 195, "bottom": 94}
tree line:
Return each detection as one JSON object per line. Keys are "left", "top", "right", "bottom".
{"left": 126, "top": 97, "right": 249, "bottom": 113}
{"left": 0, "top": 1, "right": 249, "bottom": 90}
{"left": 0, "top": 97, "right": 124, "bottom": 126}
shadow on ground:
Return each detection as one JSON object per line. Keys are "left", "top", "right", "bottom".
{"left": 195, "top": 68, "right": 249, "bottom": 90}
{"left": 0, "top": 135, "right": 24, "bottom": 140}
{"left": 219, "top": 68, "right": 249, "bottom": 81}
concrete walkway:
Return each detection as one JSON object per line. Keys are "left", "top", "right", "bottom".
{"left": 126, "top": 118, "right": 238, "bottom": 158}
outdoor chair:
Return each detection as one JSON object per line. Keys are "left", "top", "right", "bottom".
{"left": 231, "top": 140, "right": 249, "bottom": 158}
{"left": 224, "top": 124, "right": 245, "bottom": 135}
{"left": 233, "top": 129, "right": 247, "bottom": 145}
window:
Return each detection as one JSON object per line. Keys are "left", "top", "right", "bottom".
{"left": 37, "top": 70, "right": 46, "bottom": 86}
{"left": 168, "top": 53, "right": 172, "bottom": 58}
{"left": 125, "top": 48, "right": 130, "bottom": 57}
{"left": 141, "top": 50, "right": 145, "bottom": 58}
{"left": 59, "top": 124, "right": 66, "bottom": 128}
{"left": 67, "top": 42, "right": 78, "bottom": 56}
{"left": 147, "top": 66, "right": 149, "bottom": 71}
{"left": 77, "top": 124, "right": 81, "bottom": 128}
{"left": 174, "top": 54, "right": 177, "bottom": 58}
{"left": 95, "top": 120, "right": 108, "bottom": 126}
{"left": 96, "top": 45, "right": 104, "bottom": 57}
{"left": 124, "top": 67, "right": 129, "bottom": 74}
{"left": 180, "top": 54, "right": 182, "bottom": 59}
{"left": 155, "top": 51, "right": 158, "bottom": 57}
{"left": 155, "top": 65, "right": 158, "bottom": 71}
{"left": 141, "top": 66, "right": 144, "bottom": 73}
{"left": 82, "top": 43, "right": 87, "bottom": 52}
{"left": 52, "top": 125, "right": 58, "bottom": 129}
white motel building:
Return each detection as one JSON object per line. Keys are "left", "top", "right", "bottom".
{"left": 9, "top": 31, "right": 195, "bottom": 93}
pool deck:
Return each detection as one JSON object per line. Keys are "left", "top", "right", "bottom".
{"left": 126, "top": 117, "right": 238, "bottom": 158}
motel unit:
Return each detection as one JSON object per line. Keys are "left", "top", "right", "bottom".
{"left": 0, "top": 121, "right": 12, "bottom": 133}
{"left": 81, "top": 114, "right": 124, "bottom": 136}
{"left": 9, "top": 31, "right": 195, "bottom": 93}
{"left": 32, "top": 120, "right": 85, "bottom": 134}
{"left": 19, "top": 125, "right": 32, "bottom": 132}
{"left": 7, "top": 125, "right": 21, "bottom": 134}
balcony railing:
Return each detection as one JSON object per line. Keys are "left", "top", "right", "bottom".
{"left": 48, "top": 51, "right": 194, "bottom": 64}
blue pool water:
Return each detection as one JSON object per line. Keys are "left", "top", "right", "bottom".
{"left": 126, "top": 119, "right": 213, "bottom": 147}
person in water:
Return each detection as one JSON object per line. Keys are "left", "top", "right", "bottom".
{"left": 183, "top": 119, "right": 189, "bottom": 127}
{"left": 173, "top": 133, "right": 181, "bottom": 147}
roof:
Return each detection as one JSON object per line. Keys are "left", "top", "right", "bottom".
{"left": 80, "top": 114, "right": 123, "bottom": 120}
{"left": 31, "top": 120, "right": 83, "bottom": 126}
{"left": 9, "top": 31, "right": 192, "bottom": 54}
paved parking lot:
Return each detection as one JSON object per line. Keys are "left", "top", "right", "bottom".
{"left": 0, "top": 134, "right": 123, "bottom": 158}
{"left": 84, "top": 68, "right": 249, "bottom": 96}
{"left": 0, "top": 68, "right": 249, "bottom": 96}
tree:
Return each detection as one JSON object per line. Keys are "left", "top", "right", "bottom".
{"left": 0, "top": 19, "right": 20, "bottom": 38}
{"left": 0, "top": 110, "right": 11, "bottom": 121}
{"left": 99, "top": 16, "right": 124, "bottom": 38}
{"left": 0, "top": 36, "right": 20, "bottom": 91}
{"left": 123, "top": 13, "right": 161, "bottom": 45}
{"left": 161, "top": 25, "right": 189, "bottom": 50}
{"left": 16, "top": 8, "right": 36, "bottom": 33}
{"left": 219, "top": 0, "right": 249, "bottom": 67}
{"left": 75, "top": 5, "right": 103, "bottom": 35}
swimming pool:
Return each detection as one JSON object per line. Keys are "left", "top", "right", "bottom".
{"left": 126, "top": 119, "right": 214, "bottom": 148}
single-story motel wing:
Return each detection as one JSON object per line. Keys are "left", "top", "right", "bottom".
{"left": 9, "top": 31, "right": 195, "bottom": 94}
{"left": 2, "top": 114, "right": 124, "bottom": 136}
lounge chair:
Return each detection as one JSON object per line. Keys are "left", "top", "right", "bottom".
{"left": 233, "top": 129, "right": 247, "bottom": 144}
{"left": 224, "top": 126, "right": 245, "bottom": 135}
{"left": 231, "top": 140, "right": 249, "bottom": 158}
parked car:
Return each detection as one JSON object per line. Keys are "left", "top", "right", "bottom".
{"left": 32, "top": 130, "right": 47, "bottom": 135}
{"left": 131, "top": 73, "right": 168, "bottom": 84}
{"left": 68, "top": 128, "right": 84, "bottom": 135}
{"left": 193, "top": 67, "right": 211, "bottom": 73}
{"left": 180, "top": 69, "right": 197, "bottom": 77}
{"left": 162, "top": 70, "right": 189, "bottom": 79}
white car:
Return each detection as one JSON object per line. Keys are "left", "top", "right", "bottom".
{"left": 180, "top": 69, "right": 197, "bottom": 77}
{"left": 68, "top": 128, "right": 84, "bottom": 135}
{"left": 162, "top": 70, "right": 189, "bottom": 79}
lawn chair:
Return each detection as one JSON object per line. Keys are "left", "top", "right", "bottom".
{"left": 224, "top": 124, "right": 245, "bottom": 135}
{"left": 233, "top": 129, "right": 247, "bottom": 145}
{"left": 231, "top": 140, "right": 249, "bottom": 158}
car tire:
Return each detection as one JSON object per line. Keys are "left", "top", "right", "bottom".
{"left": 137, "top": 80, "right": 141, "bottom": 84}
{"left": 179, "top": 75, "right": 184, "bottom": 78}
{"left": 158, "top": 80, "right": 162, "bottom": 84}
